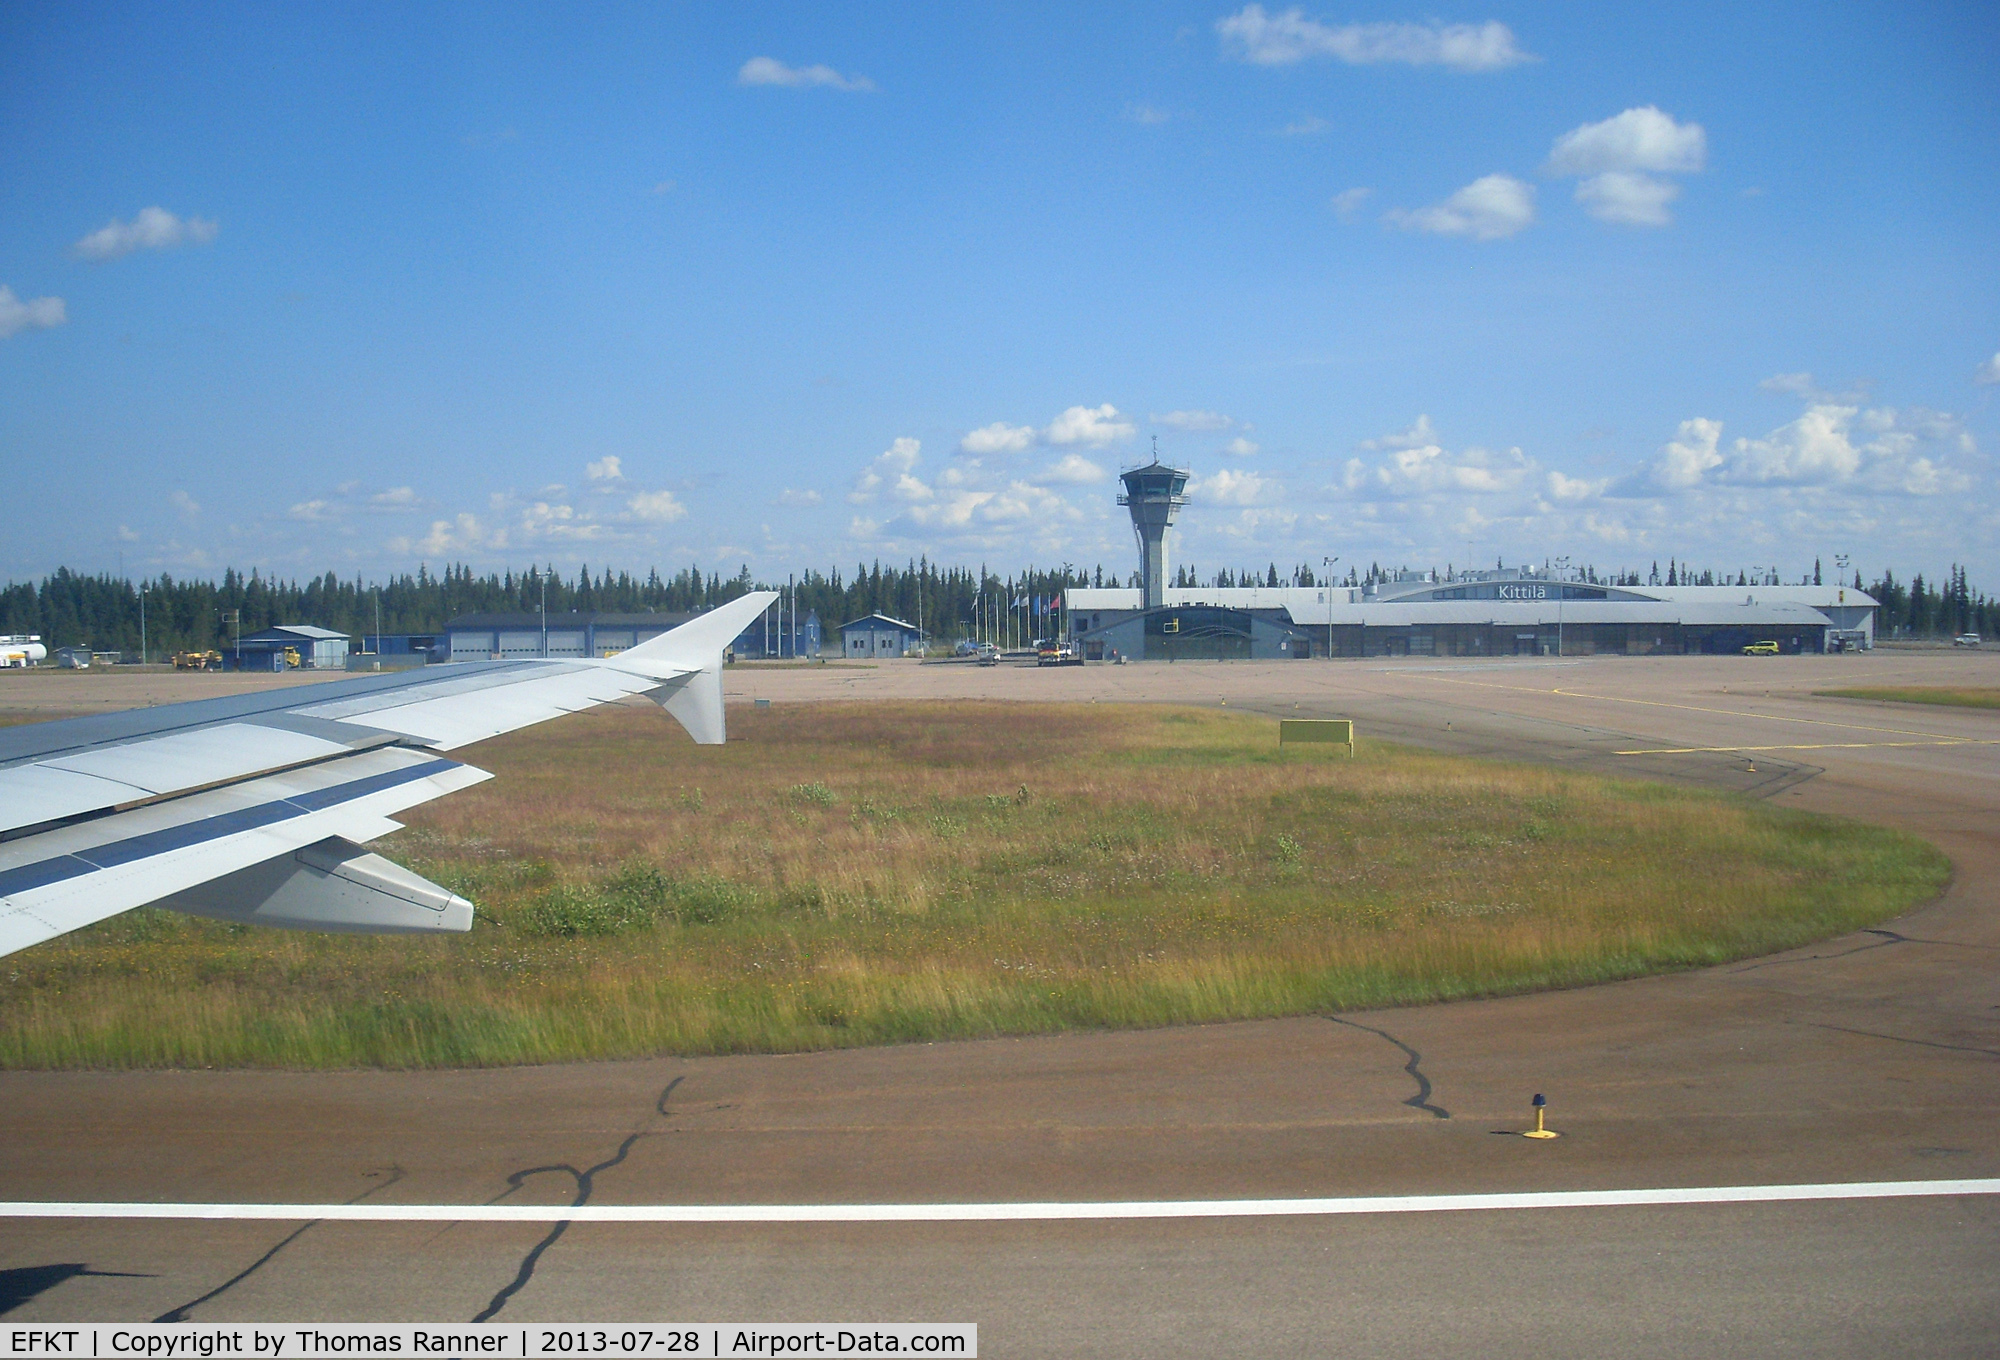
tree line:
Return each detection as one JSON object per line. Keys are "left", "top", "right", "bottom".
{"left": 1, "top": 557, "right": 1992, "bottom": 656}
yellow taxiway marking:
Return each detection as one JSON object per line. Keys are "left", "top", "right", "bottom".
{"left": 1616, "top": 739, "right": 2000, "bottom": 756}
{"left": 1407, "top": 673, "right": 1973, "bottom": 744}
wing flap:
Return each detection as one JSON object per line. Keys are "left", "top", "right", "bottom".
{"left": 0, "top": 747, "right": 488, "bottom": 957}
{"left": 159, "top": 836, "right": 474, "bottom": 935}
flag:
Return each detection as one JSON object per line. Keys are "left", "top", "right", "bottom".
{"left": 1051, "top": 593, "right": 1063, "bottom": 611}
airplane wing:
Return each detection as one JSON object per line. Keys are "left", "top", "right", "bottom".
{"left": 0, "top": 591, "right": 778, "bottom": 958}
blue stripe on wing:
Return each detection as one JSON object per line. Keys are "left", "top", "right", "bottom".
{"left": 0, "top": 757, "right": 463, "bottom": 901}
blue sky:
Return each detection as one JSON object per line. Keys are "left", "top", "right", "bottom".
{"left": 4, "top": 1, "right": 1997, "bottom": 587}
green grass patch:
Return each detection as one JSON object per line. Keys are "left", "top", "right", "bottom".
{"left": 0, "top": 701, "right": 1950, "bottom": 1069}
{"left": 1814, "top": 686, "right": 2000, "bottom": 710}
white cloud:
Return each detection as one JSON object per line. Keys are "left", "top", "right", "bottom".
{"left": 1650, "top": 417, "right": 1725, "bottom": 490}
{"left": 520, "top": 500, "right": 608, "bottom": 541}
{"left": 849, "top": 437, "right": 925, "bottom": 502}
{"left": 1360, "top": 414, "right": 1438, "bottom": 451}
{"left": 1152, "top": 409, "right": 1235, "bottom": 432}
{"left": 841, "top": 436, "right": 1090, "bottom": 546}
{"left": 1760, "top": 372, "right": 1819, "bottom": 399}
{"left": 1037, "top": 453, "right": 1108, "bottom": 484}
{"left": 1621, "top": 405, "right": 1972, "bottom": 498}
{"left": 1223, "top": 436, "right": 1260, "bottom": 457}
{"left": 1726, "top": 406, "right": 1866, "bottom": 485}
{"left": 1279, "top": 115, "right": 1329, "bottom": 136}
{"left": 1546, "top": 107, "right": 1706, "bottom": 176}
{"left": 1330, "top": 187, "right": 1373, "bottom": 220}
{"left": 288, "top": 499, "right": 335, "bottom": 522}
{"left": 1344, "top": 436, "right": 1534, "bottom": 496}
{"left": 169, "top": 490, "right": 201, "bottom": 519}
{"left": 1044, "top": 404, "right": 1136, "bottom": 446}
{"left": 1575, "top": 171, "right": 1679, "bottom": 227}
{"left": 1192, "top": 468, "right": 1273, "bottom": 505}
{"left": 627, "top": 489, "right": 688, "bottom": 522}
{"left": 0, "top": 285, "right": 66, "bottom": 338}
{"left": 1547, "top": 471, "right": 1607, "bottom": 502}
{"left": 1216, "top": 7, "right": 1532, "bottom": 71}
{"left": 1758, "top": 371, "right": 1874, "bottom": 404}
{"left": 71, "top": 206, "right": 219, "bottom": 262}
{"left": 777, "top": 488, "right": 822, "bottom": 507}
{"left": 369, "top": 486, "right": 418, "bottom": 508}
{"left": 1976, "top": 352, "right": 2000, "bottom": 386}
{"left": 1124, "top": 103, "right": 1170, "bottom": 125}
{"left": 737, "top": 57, "right": 875, "bottom": 92}
{"left": 412, "top": 513, "right": 489, "bottom": 556}
{"left": 1386, "top": 175, "right": 1534, "bottom": 241}
{"left": 960, "top": 421, "right": 1038, "bottom": 454}
{"left": 585, "top": 456, "right": 624, "bottom": 482}
{"left": 651, "top": 180, "right": 676, "bottom": 196}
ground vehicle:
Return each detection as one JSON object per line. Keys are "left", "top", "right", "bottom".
{"left": 974, "top": 642, "right": 1000, "bottom": 665}
{"left": 1036, "top": 638, "right": 1083, "bottom": 667}
{"left": 0, "top": 634, "right": 46, "bottom": 667}
{"left": 173, "top": 650, "right": 223, "bottom": 671}
{"left": 1742, "top": 640, "right": 1781, "bottom": 656}
{"left": 1955, "top": 633, "right": 1982, "bottom": 647}
{"left": 280, "top": 646, "right": 302, "bottom": 668}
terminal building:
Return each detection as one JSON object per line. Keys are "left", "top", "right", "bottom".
{"left": 1064, "top": 460, "right": 1877, "bottom": 661}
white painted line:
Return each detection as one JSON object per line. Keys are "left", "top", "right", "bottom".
{"left": 4, "top": 1180, "right": 1997, "bottom": 1223}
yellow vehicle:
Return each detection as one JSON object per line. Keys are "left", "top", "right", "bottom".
{"left": 280, "top": 646, "right": 302, "bottom": 668}
{"left": 1742, "top": 640, "right": 1781, "bottom": 656}
{"left": 173, "top": 649, "right": 223, "bottom": 671}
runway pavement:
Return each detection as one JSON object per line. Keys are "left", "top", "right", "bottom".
{"left": 2, "top": 651, "right": 1996, "bottom": 1355}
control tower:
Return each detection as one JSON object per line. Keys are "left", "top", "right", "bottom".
{"left": 1117, "top": 459, "right": 1191, "bottom": 609}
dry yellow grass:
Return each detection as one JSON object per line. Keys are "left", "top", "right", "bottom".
{"left": 0, "top": 701, "right": 1948, "bottom": 1068}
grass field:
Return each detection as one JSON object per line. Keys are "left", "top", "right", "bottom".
{"left": 0, "top": 701, "right": 1949, "bottom": 1069}
{"left": 1814, "top": 686, "right": 2000, "bottom": 710}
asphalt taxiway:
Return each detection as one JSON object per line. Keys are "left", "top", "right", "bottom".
{"left": 1, "top": 651, "right": 1995, "bottom": 1355}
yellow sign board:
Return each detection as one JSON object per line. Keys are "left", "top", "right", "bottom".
{"left": 1279, "top": 718, "right": 1354, "bottom": 756}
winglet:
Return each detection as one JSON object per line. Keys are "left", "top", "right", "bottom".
{"left": 612, "top": 591, "right": 780, "bottom": 745}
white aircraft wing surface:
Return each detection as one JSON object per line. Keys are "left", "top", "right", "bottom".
{"left": 0, "top": 591, "right": 776, "bottom": 958}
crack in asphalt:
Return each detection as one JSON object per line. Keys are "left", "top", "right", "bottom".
{"left": 470, "top": 1076, "right": 683, "bottom": 1323}
{"left": 1806, "top": 1022, "right": 2000, "bottom": 1060}
{"left": 151, "top": 1167, "right": 405, "bottom": 1322}
{"left": 1328, "top": 1017, "right": 1450, "bottom": 1119}
{"left": 1730, "top": 928, "right": 1912, "bottom": 973}
{"left": 1733, "top": 927, "right": 2000, "bottom": 975}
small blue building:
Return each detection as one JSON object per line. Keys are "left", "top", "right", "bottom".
{"left": 232, "top": 624, "right": 351, "bottom": 670}
{"left": 839, "top": 613, "right": 924, "bottom": 658}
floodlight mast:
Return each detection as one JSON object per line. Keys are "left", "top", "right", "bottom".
{"left": 1117, "top": 449, "right": 1191, "bottom": 610}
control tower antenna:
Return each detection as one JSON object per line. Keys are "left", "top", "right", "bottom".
{"left": 1117, "top": 450, "right": 1191, "bottom": 610}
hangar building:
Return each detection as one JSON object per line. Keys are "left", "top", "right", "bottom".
{"left": 1064, "top": 461, "right": 1877, "bottom": 660}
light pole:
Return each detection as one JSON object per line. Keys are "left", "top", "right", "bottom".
{"left": 1322, "top": 555, "right": 1340, "bottom": 659}
{"left": 139, "top": 583, "right": 148, "bottom": 667}
{"left": 1553, "top": 556, "right": 1570, "bottom": 657}
{"left": 539, "top": 568, "right": 547, "bottom": 658}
